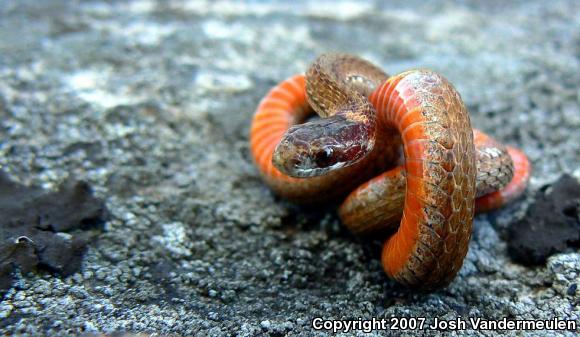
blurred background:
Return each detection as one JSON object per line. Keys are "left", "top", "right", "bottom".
{"left": 0, "top": 1, "right": 578, "bottom": 336}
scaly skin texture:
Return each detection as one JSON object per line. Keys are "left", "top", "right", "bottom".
{"left": 340, "top": 130, "right": 518, "bottom": 236}
{"left": 271, "top": 54, "right": 395, "bottom": 179}
{"left": 250, "top": 75, "right": 400, "bottom": 202}
{"left": 473, "top": 129, "right": 514, "bottom": 197}
{"left": 368, "top": 71, "right": 477, "bottom": 289}
{"left": 475, "top": 146, "right": 531, "bottom": 213}
{"left": 250, "top": 54, "right": 531, "bottom": 290}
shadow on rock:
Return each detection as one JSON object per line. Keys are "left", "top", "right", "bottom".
{"left": 0, "top": 171, "right": 108, "bottom": 295}
{"left": 508, "top": 174, "right": 579, "bottom": 265}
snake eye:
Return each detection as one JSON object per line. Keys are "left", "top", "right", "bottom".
{"left": 314, "top": 146, "right": 336, "bottom": 168}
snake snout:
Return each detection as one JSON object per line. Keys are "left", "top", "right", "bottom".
{"left": 272, "top": 139, "right": 297, "bottom": 175}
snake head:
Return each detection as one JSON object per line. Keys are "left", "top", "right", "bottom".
{"left": 272, "top": 115, "right": 374, "bottom": 178}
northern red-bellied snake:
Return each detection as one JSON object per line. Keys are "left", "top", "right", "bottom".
{"left": 249, "top": 54, "right": 531, "bottom": 290}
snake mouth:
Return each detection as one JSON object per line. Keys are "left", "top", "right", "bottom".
{"left": 287, "top": 161, "right": 348, "bottom": 178}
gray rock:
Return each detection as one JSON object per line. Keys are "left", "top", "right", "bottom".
{"left": 0, "top": 0, "right": 578, "bottom": 336}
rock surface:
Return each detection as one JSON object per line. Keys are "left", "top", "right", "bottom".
{"left": 0, "top": 0, "right": 578, "bottom": 336}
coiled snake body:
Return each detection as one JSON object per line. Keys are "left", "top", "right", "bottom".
{"left": 250, "top": 54, "right": 531, "bottom": 290}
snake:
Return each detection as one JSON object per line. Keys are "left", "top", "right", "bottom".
{"left": 250, "top": 54, "right": 531, "bottom": 290}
